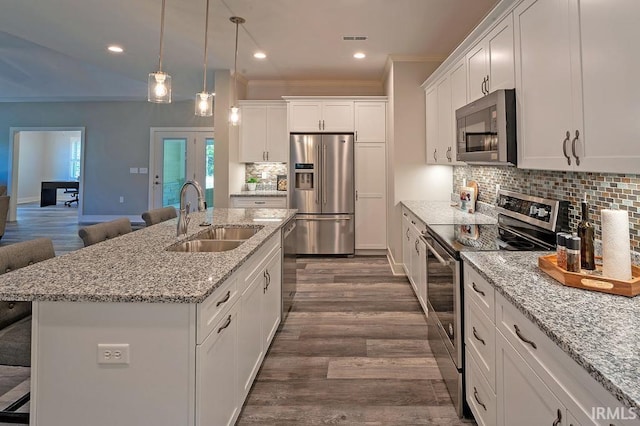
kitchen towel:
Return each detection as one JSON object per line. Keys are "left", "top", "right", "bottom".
{"left": 601, "top": 209, "right": 632, "bottom": 280}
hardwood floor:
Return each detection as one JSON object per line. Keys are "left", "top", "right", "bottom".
{"left": 237, "top": 257, "right": 475, "bottom": 426}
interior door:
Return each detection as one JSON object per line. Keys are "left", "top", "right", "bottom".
{"left": 151, "top": 130, "right": 213, "bottom": 209}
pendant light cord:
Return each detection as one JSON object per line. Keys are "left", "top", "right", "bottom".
{"left": 158, "top": 0, "right": 166, "bottom": 72}
{"left": 202, "top": 0, "right": 210, "bottom": 91}
{"left": 233, "top": 17, "right": 240, "bottom": 104}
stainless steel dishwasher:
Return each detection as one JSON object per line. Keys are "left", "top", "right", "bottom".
{"left": 281, "top": 218, "right": 297, "bottom": 322}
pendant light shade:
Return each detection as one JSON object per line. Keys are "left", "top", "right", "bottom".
{"left": 229, "top": 16, "right": 245, "bottom": 126}
{"left": 148, "top": 0, "right": 172, "bottom": 103}
{"left": 195, "top": 0, "right": 213, "bottom": 116}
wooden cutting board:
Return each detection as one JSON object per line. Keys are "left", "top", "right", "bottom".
{"left": 467, "top": 180, "right": 479, "bottom": 207}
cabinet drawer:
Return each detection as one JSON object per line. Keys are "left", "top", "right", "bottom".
{"left": 466, "top": 297, "right": 496, "bottom": 391}
{"left": 232, "top": 197, "right": 287, "bottom": 208}
{"left": 197, "top": 273, "right": 239, "bottom": 344}
{"left": 465, "top": 265, "right": 495, "bottom": 322}
{"left": 466, "top": 347, "right": 497, "bottom": 426}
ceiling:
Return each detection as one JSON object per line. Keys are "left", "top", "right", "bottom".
{"left": 0, "top": 0, "right": 498, "bottom": 102}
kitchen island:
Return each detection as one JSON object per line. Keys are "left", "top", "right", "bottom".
{"left": 0, "top": 208, "right": 296, "bottom": 426}
{"left": 463, "top": 251, "right": 640, "bottom": 424}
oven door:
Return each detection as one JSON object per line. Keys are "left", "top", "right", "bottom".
{"left": 424, "top": 235, "right": 461, "bottom": 368}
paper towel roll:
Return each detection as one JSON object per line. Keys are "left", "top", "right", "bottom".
{"left": 601, "top": 209, "right": 632, "bottom": 280}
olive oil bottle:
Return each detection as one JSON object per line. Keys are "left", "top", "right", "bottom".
{"left": 578, "top": 194, "right": 596, "bottom": 270}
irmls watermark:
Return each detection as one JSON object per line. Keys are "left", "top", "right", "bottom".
{"left": 591, "top": 406, "right": 638, "bottom": 421}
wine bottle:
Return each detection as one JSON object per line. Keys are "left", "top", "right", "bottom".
{"left": 578, "top": 194, "right": 596, "bottom": 270}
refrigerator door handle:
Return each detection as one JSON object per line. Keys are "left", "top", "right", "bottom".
{"left": 315, "top": 144, "right": 321, "bottom": 205}
{"left": 322, "top": 143, "right": 327, "bottom": 205}
{"left": 296, "top": 216, "right": 352, "bottom": 221}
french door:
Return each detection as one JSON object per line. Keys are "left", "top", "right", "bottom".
{"left": 150, "top": 129, "right": 214, "bottom": 210}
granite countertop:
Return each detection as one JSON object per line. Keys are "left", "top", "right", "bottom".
{"left": 462, "top": 251, "right": 640, "bottom": 411}
{"left": 0, "top": 208, "right": 296, "bottom": 304}
{"left": 230, "top": 191, "right": 287, "bottom": 197}
{"left": 401, "top": 200, "right": 497, "bottom": 225}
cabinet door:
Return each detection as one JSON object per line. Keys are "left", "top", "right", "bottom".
{"left": 401, "top": 212, "right": 412, "bottom": 277}
{"left": 436, "top": 75, "right": 453, "bottom": 164}
{"left": 266, "top": 105, "right": 288, "bottom": 162}
{"left": 196, "top": 301, "right": 239, "bottom": 426}
{"left": 237, "top": 270, "right": 264, "bottom": 401}
{"left": 321, "top": 101, "right": 354, "bottom": 132}
{"left": 262, "top": 248, "right": 282, "bottom": 349}
{"left": 514, "top": 0, "right": 581, "bottom": 170}
{"left": 496, "top": 332, "right": 564, "bottom": 426}
{"left": 409, "top": 228, "right": 420, "bottom": 295}
{"left": 239, "top": 105, "right": 267, "bottom": 162}
{"left": 578, "top": 0, "right": 640, "bottom": 173}
{"left": 289, "top": 102, "right": 322, "bottom": 132}
{"left": 487, "top": 14, "right": 515, "bottom": 93}
{"left": 450, "top": 58, "right": 467, "bottom": 165}
{"left": 355, "top": 143, "right": 386, "bottom": 249}
{"left": 425, "top": 85, "right": 439, "bottom": 164}
{"left": 354, "top": 102, "right": 386, "bottom": 142}
{"left": 467, "top": 42, "right": 487, "bottom": 102}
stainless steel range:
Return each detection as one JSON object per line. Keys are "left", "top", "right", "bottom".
{"left": 424, "top": 190, "right": 569, "bottom": 418}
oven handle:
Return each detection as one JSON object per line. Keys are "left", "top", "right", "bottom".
{"left": 420, "top": 234, "right": 450, "bottom": 266}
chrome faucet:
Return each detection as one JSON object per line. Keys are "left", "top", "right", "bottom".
{"left": 177, "top": 180, "right": 206, "bottom": 237}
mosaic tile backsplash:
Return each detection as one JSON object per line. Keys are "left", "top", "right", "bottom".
{"left": 453, "top": 166, "right": 640, "bottom": 250}
{"left": 245, "top": 163, "right": 288, "bottom": 191}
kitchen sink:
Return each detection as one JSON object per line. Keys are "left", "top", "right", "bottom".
{"left": 166, "top": 239, "right": 243, "bottom": 253}
{"left": 197, "top": 226, "right": 262, "bottom": 240}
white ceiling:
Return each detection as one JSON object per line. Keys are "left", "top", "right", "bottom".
{"left": 0, "top": 0, "right": 498, "bottom": 102}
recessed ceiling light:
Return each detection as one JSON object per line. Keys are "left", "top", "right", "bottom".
{"left": 353, "top": 52, "right": 366, "bottom": 59}
{"left": 253, "top": 52, "right": 267, "bottom": 59}
{"left": 107, "top": 45, "right": 124, "bottom": 53}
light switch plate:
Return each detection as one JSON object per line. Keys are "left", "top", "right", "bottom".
{"left": 139, "top": 167, "right": 148, "bottom": 174}
{"left": 129, "top": 167, "right": 139, "bottom": 174}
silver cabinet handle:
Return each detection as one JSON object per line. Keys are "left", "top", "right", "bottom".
{"left": 355, "top": 130, "right": 358, "bottom": 141}
{"left": 562, "top": 131, "right": 571, "bottom": 165}
{"left": 514, "top": 324, "right": 537, "bottom": 349}
{"left": 355, "top": 190, "right": 359, "bottom": 201}
{"left": 322, "top": 119, "right": 325, "bottom": 130}
{"left": 266, "top": 151, "right": 269, "bottom": 161}
{"left": 215, "top": 290, "right": 231, "bottom": 307}
{"left": 485, "top": 75, "right": 489, "bottom": 93}
{"left": 265, "top": 269, "right": 271, "bottom": 291}
{"left": 472, "top": 326, "right": 486, "bottom": 345}
{"left": 552, "top": 408, "right": 562, "bottom": 426}
{"left": 447, "top": 147, "right": 452, "bottom": 162}
{"left": 571, "top": 130, "right": 580, "bottom": 166}
{"left": 403, "top": 212, "right": 408, "bottom": 217}
{"left": 263, "top": 271, "right": 268, "bottom": 293}
{"left": 433, "top": 149, "right": 437, "bottom": 162}
{"left": 254, "top": 201, "right": 266, "bottom": 205}
{"left": 217, "top": 315, "right": 232, "bottom": 334}
{"left": 473, "top": 387, "right": 487, "bottom": 411}
{"left": 406, "top": 228, "right": 410, "bottom": 241}
{"left": 318, "top": 119, "right": 321, "bottom": 130}
{"left": 415, "top": 238, "right": 419, "bottom": 254}
{"left": 411, "top": 220, "right": 416, "bottom": 225}
{"left": 472, "top": 282, "right": 485, "bottom": 297}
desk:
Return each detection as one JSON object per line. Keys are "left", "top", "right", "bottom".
{"left": 40, "top": 181, "right": 79, "bottom": 207}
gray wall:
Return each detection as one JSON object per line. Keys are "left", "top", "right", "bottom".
{"left": 0, "top": 101, "right": 212, "bottom": 215}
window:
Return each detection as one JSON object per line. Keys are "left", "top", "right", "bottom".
{"left": 70, "top": 137, "right": 81, "bottom": 179}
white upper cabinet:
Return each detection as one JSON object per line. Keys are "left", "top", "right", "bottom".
{"left": 449, "top": 58, "right": 467, "bottom": 165}
{"left": 354, "top": 101, "right": 386, "bottom": 142}
{"left": 467, "top": 15, "right": 515, "bottom": 102}
{"left": 288, "top": 100, "right": 354, "bottom": 132}
{"left": 425, "top": 85, "right": 439, "bottom": 164}
{"left": 425, "top": 74, "right": 455, "bottom": 165}
{"left": 239, "top": 102, "right": 288, "bottom": 163}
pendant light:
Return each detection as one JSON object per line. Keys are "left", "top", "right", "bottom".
{"left": 195, "top": 0, "right": 213, "bottom": 116}
{"left": 148, "top": 0, "right": 172, "bottom": 103}
{"left": 229, "top": 16, "right": 245, "bottom": 126}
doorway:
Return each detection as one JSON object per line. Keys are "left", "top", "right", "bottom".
{"left": 7, "top": 127, "right": 85, "bottom": 222}
{"left": 149, "top": 128, "right": 214, "bottom": 210}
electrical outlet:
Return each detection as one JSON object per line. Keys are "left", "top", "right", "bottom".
{"left": 129, "top": 167, "right": 139, "bottom": 174}
{"left": 97, "top": 344, "right": 130, "bottom": 365}
{"left": 261, "top": 171, "right": 268, "bottom": 179}
{"left": 139, "top": 167, "right": 148, "bottom": 174}
{"left": 119, "top": 196, "right": 124, "bottom": 203}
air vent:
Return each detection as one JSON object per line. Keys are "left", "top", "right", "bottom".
{"left": 342, "top": 36, "right": 368, "bottom": 41}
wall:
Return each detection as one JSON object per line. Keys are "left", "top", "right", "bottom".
{"left": 385, "top": 59, "right": 453, "bottom": 267}
{"left": 16, "top": 132, "right": 47, "bottom": 202}
{"left": 0, "top": 101, "right": 211, "bottom": 217}
{"left": 454, "top": 166, "right": 640, "bottom": 250}
{"left": 246, "top": 80, "right": 384, "bottom": 100}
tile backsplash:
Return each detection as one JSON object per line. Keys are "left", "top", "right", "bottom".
{"left": 453, "top": 166, "right": 640, "bottom": 250}
{"left": 245, "top": 163, "right": 288, "bottom": 191}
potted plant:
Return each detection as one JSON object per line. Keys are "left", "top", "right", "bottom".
{"left": 246, "top": 177, "right": 258, "bottom": 191}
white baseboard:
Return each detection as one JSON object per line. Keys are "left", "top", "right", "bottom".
{"left": 79, "top": 215, "right": 145, "bottom": 225}
{"left": 387, "top": 248, "right": 407, "bottom": 276}
{"left": 17, "top": 196, "right": 40, "bottom": 204}
{"left": 355, "top": 249, "right": 387, "bottom": 256}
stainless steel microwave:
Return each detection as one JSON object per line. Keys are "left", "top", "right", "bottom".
{"left": 455, "top": 89, "right": 517, "bottom": 166}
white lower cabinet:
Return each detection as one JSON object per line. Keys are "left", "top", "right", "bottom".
{"left": 466, "top": 348, "right": 497, "bottom": 426}
{"left": 401, "top": 209, "right": 413, "bottom": 277}
{"left": 196, "top": 300, "right": 240, "bottom": 426}
{"left": 401, "top": 207, "right": 427, "bottom": 315}
{"left": 262, "top": 248, "right": 282, "bottom": 348}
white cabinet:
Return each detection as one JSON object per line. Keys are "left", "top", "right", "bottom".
{"left": 196, "top": 300, "right": 239, "bottom": 426}
{"left": 354, "top": 101, "right": 386, "bottom": 142}
{"left": 355, "top": 143, "right": 386, "bottom": 249}
{"left": 262, "top": 248, "right": 282, "bottom": 348}
{"left": 239, "top": 101, "right": 288, "bottom": 162}
{"left": 401, "top": 207, "right": 427, "bottom": 315}
{"left": 449, "top": 58, "right": 467, "bottom": 165}
{"left": 467, "top": 14, "right": 515, "bottom": 102}
{"left": 425, "top": 85, "right": 439, "bottom": 164}
{"left": 401, "top": 209, "right": 413, "bottom": 277}
{"left": 288, "top": 100, "right": 354, "bottom": 132}
{"left": 416, "top": 235, "right": 427, "bottom": 312}
{"left": 231, "top": 196, "right": 287, "bottom": 209}
{"left": 425, "top": 75, "right": 455, "bottom": 164}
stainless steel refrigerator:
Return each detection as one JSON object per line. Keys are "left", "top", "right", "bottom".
{"left": 289, "top": 134, "right": 354, "bottom": 255}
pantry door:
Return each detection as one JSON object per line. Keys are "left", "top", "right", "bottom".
{"left": 149, "top": 128, "right": 214, "bottom": 210}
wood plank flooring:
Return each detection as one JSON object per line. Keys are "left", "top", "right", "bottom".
{"left": 237, "top": 257, "right": 475, "bottom": 426}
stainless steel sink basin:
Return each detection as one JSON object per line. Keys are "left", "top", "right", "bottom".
{"left": 198, "top": 226, "right": 262, "bottom": 240}
{"left": 166, "top": 239, "right": 243, "bottom": 253}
